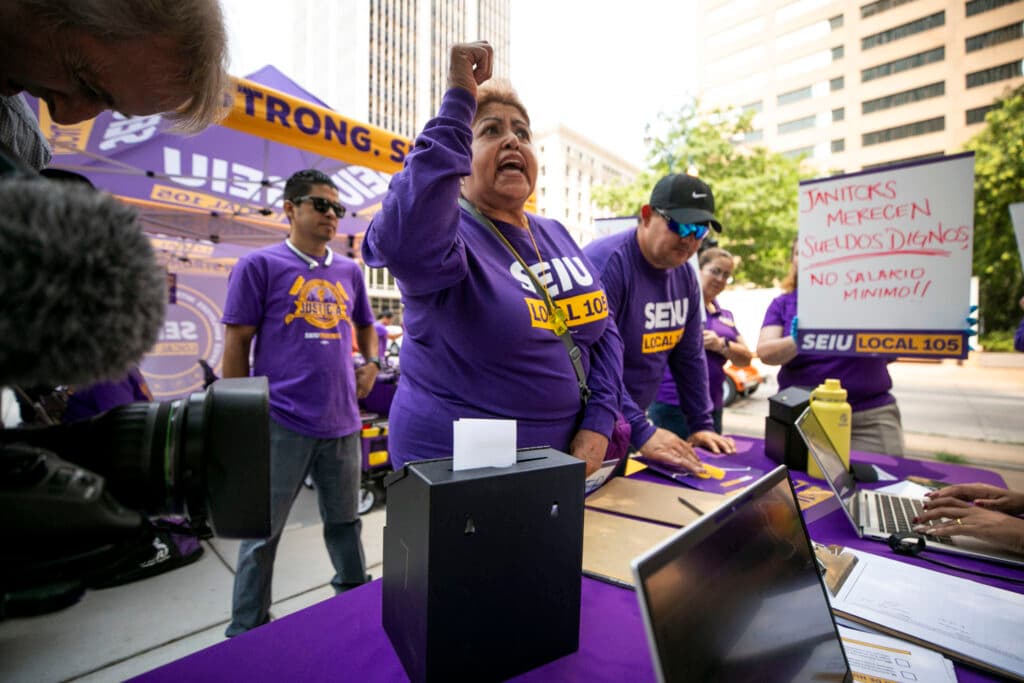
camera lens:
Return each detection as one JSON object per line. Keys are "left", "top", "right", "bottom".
{"left": 1, "top": 377, "right": 271, "bottom": 538}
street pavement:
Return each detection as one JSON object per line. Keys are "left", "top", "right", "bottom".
{"left": 724, "top": 352, "right": 1024, "bottom": 488}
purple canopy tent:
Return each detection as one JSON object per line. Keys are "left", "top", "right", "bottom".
{"left": 26, "top": 67, "right": 412, "bottom": 398}
{"left": 28, "top": 65, "right": 409, "bottom": 249}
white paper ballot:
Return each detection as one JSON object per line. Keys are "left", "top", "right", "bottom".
{"left": 452, "top": 418, "right": 516, "bottom": 471}
{"left": 838, "top": 625, "right": 957, "bottom": 683}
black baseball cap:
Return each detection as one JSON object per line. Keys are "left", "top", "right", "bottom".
{"left": 649, "top": 174, "right": 722, "bottom": 232}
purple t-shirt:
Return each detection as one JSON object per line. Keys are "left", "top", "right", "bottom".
{"left": 761, "top": 291, "right": 895, "bottom": 412}
{"left": 583, "top": 230, "right": 713, "bottom": 448}
{"left": 373, "top": 320, "right": 389, "bottom": 359}
{"left": 63, "top": 367, "right": 151, "bottom": 423}
{"left": 1015, "top": 316, "right": 1024, "bottom": 353}
{"left": 361, "top": 87, "right": 621, "bottom": 466}
{"left": 222, "top": 242, "right": 373, "bottom": 438}
{"left": 655, "top": 300, "right": 739, "bottom": 412}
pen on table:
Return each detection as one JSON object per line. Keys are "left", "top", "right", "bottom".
{"left": 678, "top": 496, "right": 704, "bottom": 516}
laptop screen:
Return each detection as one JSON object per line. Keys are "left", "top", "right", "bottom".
{"left": 631, "top": 466, "right": 851, "bottom": 683}
{"left": 795, "top": 407, "right": 858, "bottom": 514}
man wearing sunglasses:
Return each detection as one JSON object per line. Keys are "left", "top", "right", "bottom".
{"left": 584, "top": 173, "right": 736, "bottom": 474}
{"left": 221, "top": 169, "right": 378, "bottom": 636}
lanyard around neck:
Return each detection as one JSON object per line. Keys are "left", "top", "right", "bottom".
{"left": 459, "top": 197, "right": 590, "bottom": 406}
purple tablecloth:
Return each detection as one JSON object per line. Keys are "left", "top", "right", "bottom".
{"left": 132, "top": 577, "right": 653, "bottom": 682}
{"left": 135, "top": 436, "right": 1020, "bottom": 682}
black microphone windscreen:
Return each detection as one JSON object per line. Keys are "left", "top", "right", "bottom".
{"left": 0, "top": 178, "right": 166, "bottom": 386}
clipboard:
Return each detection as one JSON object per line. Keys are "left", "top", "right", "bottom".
{"left": 826, "top": 548, "right": 1024, "bottom": 681}
{"left": 585, "top": 476, "right": 733, "bottom": 527}
{"left": 581, "top": 509, "right": 676, "bottom": 588}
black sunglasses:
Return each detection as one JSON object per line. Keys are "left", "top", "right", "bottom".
{"left": 292, "top": 195, "right": 346, "bottom": 218}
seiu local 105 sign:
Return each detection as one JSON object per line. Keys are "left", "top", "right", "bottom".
{"left": 796, "top": 153, "right": 975, "bottom": 360}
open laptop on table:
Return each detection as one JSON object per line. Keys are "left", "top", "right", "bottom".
{"left": 631, "top": 466, "right": 852, "bottom": 683}
{"left": 795, "top": 406, "right": 1024, "bottom": 568}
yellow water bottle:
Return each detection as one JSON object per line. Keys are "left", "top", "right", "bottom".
{"left": 807, "top": 378, "right": 851, "bottom": 479}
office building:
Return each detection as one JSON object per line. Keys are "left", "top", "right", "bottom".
{"left": 534, "top": 125, "right": 641, "bottom": 245}
{"left": 695, "top": 0, "right": 1024, "bottom": 171}
{"left": 290, "top": 0, "right": 510, "bottom": 139}
{"left": 279, "top": 1, "right": 511, "bottom": 313}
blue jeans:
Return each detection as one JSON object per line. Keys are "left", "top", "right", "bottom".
{"left": 226, "top": 419, "right": 366, "bottom": 636}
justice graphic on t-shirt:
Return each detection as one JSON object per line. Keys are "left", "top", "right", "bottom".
{"left": 283, "top": 275, "right": 351, "bottom": 330}
{"left": 641, "top": 299, "right": 688, "bottom": 353}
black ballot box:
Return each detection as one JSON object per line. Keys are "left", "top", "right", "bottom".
{"left": 764, "top": 386, "right": 812, "bottom": 471}
{"left": 381, "top": 448, "right": 585, "bottom": 683}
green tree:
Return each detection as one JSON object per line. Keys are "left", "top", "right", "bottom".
{"left": 592, "top": 101, "right": 807, "bottom": 285}
{"left": 964, "top": 84, "right": 1024, "bottom": 335}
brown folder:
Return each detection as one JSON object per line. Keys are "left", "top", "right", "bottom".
{"left": 581, "top": 509, "right": 677, "bottom": 587}
{"left": 585, "top": 476, "right": 733, "bottom": 526}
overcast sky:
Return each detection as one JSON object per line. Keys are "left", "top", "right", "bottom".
{"left": 221, "top": 0, "right": 699, "bottom": 167}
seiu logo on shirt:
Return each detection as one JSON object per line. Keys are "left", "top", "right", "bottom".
{"left": 641, "top": 300, "right": 688, "bottom": 353}
{"left": 510, "top": 257, "right": 594, "bottom": 296}
{"left": 508, "top": 258, "right": 608, "bottom": 330}
{"left": 284, "top": 276, "right": 351, "bottom": 331}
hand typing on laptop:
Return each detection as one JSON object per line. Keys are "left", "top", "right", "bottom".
{"left": 914, "top": 484, "right": 1024, "bottom": 555}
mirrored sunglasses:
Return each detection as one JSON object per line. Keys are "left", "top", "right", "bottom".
{"left": 293, "top": 195, "right": 346, "bottom": 218}
{"left": 654, "top": 207, "right": 710, "bottom": 240}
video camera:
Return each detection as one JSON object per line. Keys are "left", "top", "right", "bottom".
{"left": 0, "top": 140, "right": 271, "bottom": 616}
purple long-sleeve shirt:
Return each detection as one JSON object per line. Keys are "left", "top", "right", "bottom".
{"left": 761, "top": 291, "right": 895, "bottom": 412}
{"left": 361, "top": 87, "right": 621, "bottom": 466}
{"left": 655, "top": 300, "right": 740, "bottom": 412}
{"left": 584, "top": 230, "right": 714, "bottom": 448}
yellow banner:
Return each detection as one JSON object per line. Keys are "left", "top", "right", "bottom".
{"left": 149, "top": 236, "right": 217, "bottom": 258}
{"left": 152, "top": 341, "right": 201, "bottom": 356}
{"left": 641, "top": 329, "right": 684, "bottom": 353}
{"left": 526, "top": 290, "right": 609, "bottom": 330}
{"left": 224, "top": 77, "right": 412, "bottom": 175}
{"left": 855, "top": 332, "right": 963, "bottom": 356}
{"left": 148, "top": 183, "right": 277, "bottom": 216}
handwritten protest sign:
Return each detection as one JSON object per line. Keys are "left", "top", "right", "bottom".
{"left": 797, "top": 153, "right": 974, "bottom": 359}
{"left": 1010, "top": 202, "right": 1024, "bottom": 275}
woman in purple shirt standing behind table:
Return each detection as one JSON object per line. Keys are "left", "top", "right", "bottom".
{"left": 649, "top": 247, "right": 753, "bottom": 436}
{"left": 756, "top": 241, "right": 905, "bottom": 456}
{"left": 361, "top": 42, "right": 622, "bottom": 475}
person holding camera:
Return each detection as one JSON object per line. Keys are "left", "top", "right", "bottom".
{"left": 221, "top": 169, "right": 379, "bottom": 636}
{"left": 1, "top": 0, "right": 230, "bottom": 169}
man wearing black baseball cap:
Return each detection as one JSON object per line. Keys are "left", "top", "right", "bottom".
{"left": 583, "top": 173, "right": 734, "bottom": 472}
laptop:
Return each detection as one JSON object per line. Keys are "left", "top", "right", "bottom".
{"left": 632, "top": 466, "right": 852, "bottom": 683}
{"left": 795, "top": 406, "right": 1024, "bottom": 568}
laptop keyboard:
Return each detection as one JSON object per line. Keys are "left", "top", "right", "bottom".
{"left": 874, "top": 493, "right": 917, "bottom": 533}
{"left": 873, "top": 494, "right": 951, "bottom": 542}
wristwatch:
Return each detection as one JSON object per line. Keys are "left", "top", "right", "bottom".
{"left": 366, "top": 356, "right": 381, "bottom": 369}
{"left": 722, "top": 338, "right": 730, "bottom": 353}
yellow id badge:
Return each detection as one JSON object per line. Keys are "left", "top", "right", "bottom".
{"left": 551, "top": 305, "right": 569, "bottom": 336}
